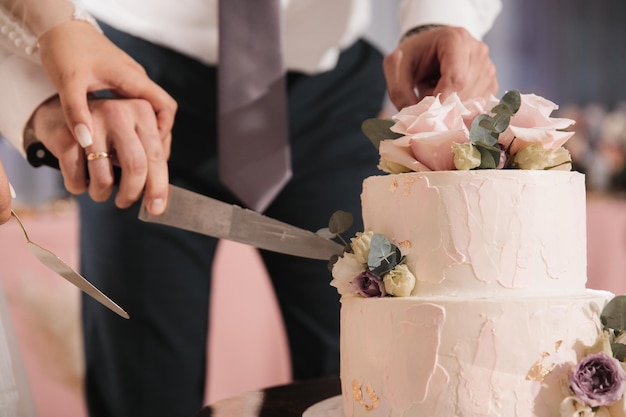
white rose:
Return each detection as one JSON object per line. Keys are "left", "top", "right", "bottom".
{"left": 512, "top": 143, "right": 572, "bottom": 171}
{"left": 330, "top": 253, "right": 363, "bottom": 296}
{"left": 560, "top": 396, "right": 594, "bottom": 417}
{"left": 351, "top": 231, "right": 374, "bottom": 265}
{"left": 383, "top": 264, "right": 416, "bottom": 297}
{"left": 452, "top": 142, "right": 482, "bottom": 170}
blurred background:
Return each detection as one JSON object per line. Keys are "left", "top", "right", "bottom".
{"left": 1, "top": 1, "right": 626, "bottom": 416}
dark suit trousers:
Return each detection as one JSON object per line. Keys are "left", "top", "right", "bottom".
{"left": 78, "top": 22, "right": 386, "bottom": 417}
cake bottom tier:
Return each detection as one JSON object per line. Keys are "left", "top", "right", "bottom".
{"left": 340, "top": 290, "right": 613, "bottom": 417}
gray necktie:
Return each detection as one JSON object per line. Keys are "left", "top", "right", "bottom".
{"left": 218, "top": 0, "right": 292, "bottom": 213}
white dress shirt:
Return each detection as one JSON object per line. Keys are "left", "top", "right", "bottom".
{"left": 0, "top": 0, "right": 501, "bottom": 153}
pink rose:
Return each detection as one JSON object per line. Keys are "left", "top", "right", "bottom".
{"left": 498, "top": 93, "right": 576, "bottom": 154}
{"left": 380, "top": 93, "right": 484, "bottom": 172}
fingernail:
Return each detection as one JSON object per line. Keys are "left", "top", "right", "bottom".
{"left": 9, "top": 182, "right": 16, "bottom": 199}
{"left": 74, "top": 123, "right": 93, "bottom": 147}
{"left": 150, "top": 198, "right": 165, "bottom": 215}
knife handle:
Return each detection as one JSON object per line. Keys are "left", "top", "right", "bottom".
{"left": 27, "top": 141, "right": 122, "bottom": 185}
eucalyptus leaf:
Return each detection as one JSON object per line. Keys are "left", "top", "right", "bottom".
{"left": 497, "top": 90, "right": 521, "bottom": 115}
{"left": 368, "top": 234, "right": 402, "bottom": 276}
{"left": 491, "top": 113, "right": 511, "bottom": 133}
{"left": 328, "top": 210, "right": 353, "bottom": 235}
{"left": 470, "top": 115, "right": 498, "bottom": 146}
{"left": 361, "top": 119, "right": 403, "bottom": 150}
{"left": 478, "top": 117, "right": 496, "bottom": 131}
{"left": 475, "top": 142, "right": 501, "bottom": 169}
{"left": 327, "top": 254, "right": 341, "bottom": 272}
{"left": 601, "top": 295, "right": 626, "bottom": 332}
{"left": 612, "top": 342, "right": 626, "bottom": 362}
{"left": 491, "top": 103, "right": 514, "bottom": 117}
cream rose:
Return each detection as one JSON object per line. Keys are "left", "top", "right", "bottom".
{"left": 350, "top": 231, "right": 374, "bottom": 265}
{"left": 512, "top": 143, "right": 572, "bottom": 170}
{"left": 452, "top": 142, "right": 481, "bottom": 170}
{"left": 383, "top": 264, "right": 416, "bottom": 297}
{"left": 330, "top": 253, "right": 363, "bottom": 296}
{"left": 560, "top": 396, "right": 595, "bottom": 417}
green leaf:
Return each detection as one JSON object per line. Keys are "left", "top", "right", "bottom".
{"left": 470, "top": 115, "right": 498, "bottom": 146}
{"left": 368, "top": 234, "right": 403, "bottom": 276}
{"left": 328, "top": 210, "right": 353, "bottom": 235}
{"left": 327, "top": 254, "right": 341, "bottom": 272}
{"left": 475, "top": 142, "right": 501, "bottom": 169}
{"left": 496, "top": 90, "right": 521, "bottom": 115}
{"left": 612, "top": 343, "right": 626, "bottom": 362}
{"left": 601, "top": 295, "right": 626, "bottom": 332}
{"left": 361, "top": 118, "right": 403, "bottom": 149}
{"left": 490, "top": 113, "right": 511, "bottom": 133}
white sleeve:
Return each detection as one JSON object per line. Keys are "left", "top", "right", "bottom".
{"left": 0, "top": 49, "right": 57, "bottom": 156}
{"left": 0, "top": 0, "right": 99, "bottom": 155}
{"left": 398, "top": 0, "right": 503, "bottom": 40}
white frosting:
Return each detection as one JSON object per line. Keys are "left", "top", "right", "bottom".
{"left": 339, "top": 170, "right": 613, "bottom": 417}
{"left": 340, "top": 291, "right": 611, "bottom": 417}
{"left": 361, "top": 170, "right": 587, "bottom": 297}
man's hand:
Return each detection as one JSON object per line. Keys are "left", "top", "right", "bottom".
{"left": 29, "top": 96, "right": 170, "bottom": 215}
{"left": 383, "top": 26, "right": 499, "bottom": 109}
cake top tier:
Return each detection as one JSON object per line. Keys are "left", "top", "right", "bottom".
{"left": 358, "top": 170, "right": 587, "bottom": 298}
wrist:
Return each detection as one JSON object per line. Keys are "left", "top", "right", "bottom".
{"left": 400, "top": 24, "right": 445, "bottom": 43}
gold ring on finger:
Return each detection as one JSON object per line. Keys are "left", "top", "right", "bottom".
{"left": 86, "top": 151, "right": 111, "bottom": 161}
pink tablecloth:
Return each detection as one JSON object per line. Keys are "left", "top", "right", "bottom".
{"left": 587, "top": 195, "right": 626, "bottom": 295}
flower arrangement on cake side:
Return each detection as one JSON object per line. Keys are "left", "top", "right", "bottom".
{"left": 558, "top": 295, "right": 626, "bottom": 417}
{"left": 326, "top": 90, "right": 578, "bottom": 299}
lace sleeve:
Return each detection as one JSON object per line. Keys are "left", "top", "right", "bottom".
{"left": 0, "top": 3, "right": 38, "bottom": 61}
{"left": 0, "top": 0, "right": 99, "bottom": 61}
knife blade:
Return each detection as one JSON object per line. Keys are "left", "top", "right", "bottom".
{"left": 138, "top": 184, "right": 344, "bottom": 260}
{"left": 26, "top": 142, "right": 345, "bottom": 260}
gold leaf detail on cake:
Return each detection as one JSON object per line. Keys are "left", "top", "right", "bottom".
{"left": 351, "top": 380, "right": 380, "bottom": 411}
{"left": 526, "top": 352, "right": 556, "bottom": 382}
{"left": 555, "top": 340, "right": 563, "bottom": 352}
{"left": 364, "top": 383, "right": 380, "bottom": 411}
{"left": 389, "top": 179, "right": 398, "bottom": 193}
{"left": 398, "top": 240, "right": 412, "bottom": 249}
{"left": 402, "top": 177, "right": 416, "bottom": 196}
{"left": 352, "top": 380, "right": 363, "bottom": 403}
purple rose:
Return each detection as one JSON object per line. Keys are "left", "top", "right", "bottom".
{"left": 350, "top": 270, "right": 386, "bottom": 298}
{"left": 570, "top": 352, "right": 626, "bottom": 407}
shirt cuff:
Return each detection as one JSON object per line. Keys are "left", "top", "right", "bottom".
{"left": 399, "top": 0, "right": 503, "bottom": 40}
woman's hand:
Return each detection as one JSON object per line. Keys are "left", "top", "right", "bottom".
{"left": 36, "top": 20, "right": 177, "bottom": 215}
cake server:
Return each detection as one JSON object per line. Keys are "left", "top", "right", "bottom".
{"left": 10, "top": 209, "right": 130, "bottom": 319}
{"left": 26, "top": 142, "right": 344, "bottom": 261}
{"left": 138, "top": 184, "right": 344, "bottom": 260}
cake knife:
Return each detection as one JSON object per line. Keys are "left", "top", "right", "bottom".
{"left": 27, "top": 142, "right": 345, "bottom": 260}
{"left": 10, "top": 209, "right": 130, "bottom": 319}
{"left": 137, "top": 184, "right": 344, "bottom": 260}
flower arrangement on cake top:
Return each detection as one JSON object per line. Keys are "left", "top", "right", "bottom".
{"left": 362, "top": 90, "right": 576, "bottom": 173}
{"left": 558, "top": 295, "right": 626, "bottom": 417}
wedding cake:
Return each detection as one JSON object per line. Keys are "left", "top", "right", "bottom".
{"left": 326, "top": 92, "right": 626, "bottom": 417}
